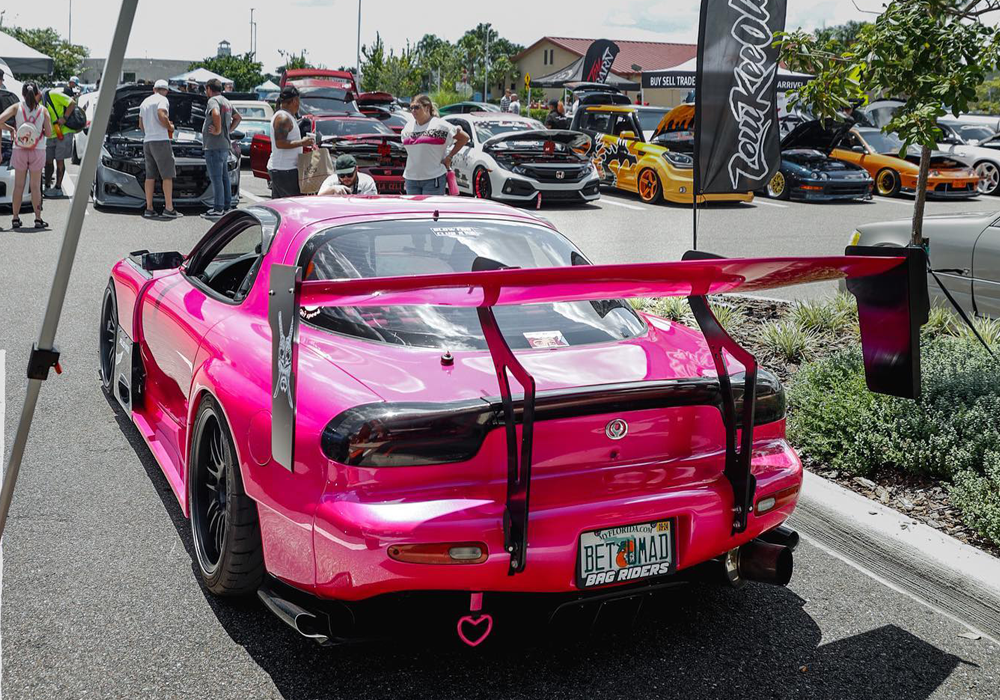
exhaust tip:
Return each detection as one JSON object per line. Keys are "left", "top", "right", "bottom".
{"left": 739, "top": 540, "right": 794, "bottom": 587}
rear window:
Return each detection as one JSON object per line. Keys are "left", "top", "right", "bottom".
{"left": 236, "top": 106, "right": 269, "bottom": 119}
{"left": 298, "top": 219, "right": 645, "bottom": 350}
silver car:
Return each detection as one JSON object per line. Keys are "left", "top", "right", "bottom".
{"left": 850, "top": 211, "right": 1000, "bottom": 317}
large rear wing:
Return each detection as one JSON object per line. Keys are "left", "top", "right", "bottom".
{"left": 269, "top": 246, "right": 928, "bottom": 574}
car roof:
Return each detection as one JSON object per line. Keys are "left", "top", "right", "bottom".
{"left": 449, "top": 113, "right": 538, "bottom": 123}
{"left": 582, "top": 105, "right": 636, "bottom": 114}
{"left": 262, "top": 195, "right": 550, "bottom": 224}
{"left": 230, "top": 99, "right": 268, "bottom": 106}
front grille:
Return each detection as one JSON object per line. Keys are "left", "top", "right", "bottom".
{"left": 517, "top": 164, "right": 589, "bottom": 183}
{"left": 825, "top": 182, "right": 870, "bottom": 195}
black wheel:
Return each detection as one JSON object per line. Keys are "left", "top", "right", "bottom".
{"left": 189, "top": 396, "right": 265, "bottom": 596}
{"left": 766, "top": 170, "right": 791, "bottom": 200}
{"left": 473, "top": 167, "right": 493, "bottom": 199}
{"left": 71, "top": 139, "right": 81, "bottom": 165}
{"left": 99, "top": 281, "right": 117, "bottom": 393}
{"left": 875, "top": 168, "right": 901, "bottom": 197}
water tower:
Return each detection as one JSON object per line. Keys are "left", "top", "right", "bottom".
{"left": 217, "top": 40, "right": 231, "bottom": 58}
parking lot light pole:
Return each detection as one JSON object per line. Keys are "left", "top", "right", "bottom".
{"left": 0, "top": 0, "right": 140, "bottom": 542}
{"left": 356, "top": 0, "right": 362, "bottom": 88}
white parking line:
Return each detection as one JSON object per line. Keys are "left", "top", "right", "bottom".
{"left": 601, "top": 198, "right": 645, "bottom": 211}
{"left": 240, "top": 189, "right": 265, "bottom": 203}
{"left": 748, "top": 199, "right": 788, "bottom": 208}
{"left": 61, "top": 174, "right": 75, "bottom": 198}
{"left": 877, "top": 198, "right": 916, "bottom": 207}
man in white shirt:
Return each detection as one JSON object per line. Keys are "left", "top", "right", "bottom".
{"left": 509, "top": 94, "right": 521, "bottom": 115}
{"left": 138, "top": 79, "right": 181, "bottom": 218}
{"left": 318, "top": 154, "right": 378, "bottom": 195}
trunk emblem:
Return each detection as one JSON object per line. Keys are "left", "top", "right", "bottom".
{"left": 605, "top": 418, "right": 628, "bottom": 440}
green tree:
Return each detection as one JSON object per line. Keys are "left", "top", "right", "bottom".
{"left": 813, "top": 20, "right": 871, "bottom": 46}
{"left": 778, "top": 0, "right": 1000, "bottom": 246}
{"left": 188, "top": 52, "right": 264, "bottom": 92}
{"left": 359, "top": 33, "right": 388, "bottom": 93}
{"left": 277, "top": 50, "right": 312, "bottom": 74}
{"left": 972, "top": 75, "right": 1000, "bottom": 114}
{"left": 0, "top": 25, "right": 88, "bottom": 83}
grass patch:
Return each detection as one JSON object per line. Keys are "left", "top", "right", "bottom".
{"left": 758, "top": 320, "right": 815, "bottom": 364}
{"left": 790, "top": 299, "right": 852, "bottom": 334}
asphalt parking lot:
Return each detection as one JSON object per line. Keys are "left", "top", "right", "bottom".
{"left": 1, "top": 165, "right": 998, "bottom": 698}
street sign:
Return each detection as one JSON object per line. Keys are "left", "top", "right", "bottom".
{"left": 525, "top": 73, "right": 530, "bottom": 91}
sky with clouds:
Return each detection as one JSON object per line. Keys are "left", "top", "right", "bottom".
{"left": 1, "top": 1, "right": 874, "bottom": 75}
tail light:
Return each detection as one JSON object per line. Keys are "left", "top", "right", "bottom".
{"left": 387, "top": 542, "right": 488, "bottom": 564}
{"left": 321, "top": 370, "right": 785, "bottom": 468}
{"left": 322, "top": 399, "right": 494, "bottom": 467}
{"left": 755, "top": 484, "right": 800, "bottom": 515}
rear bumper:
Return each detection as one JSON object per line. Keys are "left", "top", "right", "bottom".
{"left": 303, "top": 437, "right": 802, "bottom": 601}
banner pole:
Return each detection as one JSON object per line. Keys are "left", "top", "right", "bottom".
{"left": 0, "top": 0, "right": 140, "bottom": 542}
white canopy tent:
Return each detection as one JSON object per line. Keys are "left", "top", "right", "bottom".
{"left": 0, "top": 58, "right": 25, "bottom": 98}
{"left": 170, "top": 67, "right": 233, "bottom": 85}
{"left": 0, "top": 31, "right": 53, "bottom": 75}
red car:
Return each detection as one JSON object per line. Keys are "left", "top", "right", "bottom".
{"left": 280, "top": 68, "right": 358, "bottom": 96}
{"left": 250, "top": 115, "right": 406, "bottom": 194}
{"left": 357, "top": 91, "right": 411, "bottom": 134}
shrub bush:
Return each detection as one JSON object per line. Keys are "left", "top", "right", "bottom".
{"left": 709, "top": 300, "right": 742, "bottom": 332}
{"left": 788, "top": 335, "right": 1000, "bottom": 546}
{"left": 758, "top": 320, "right": 815, "bottom": 364}
{"left": 528, "top": 108, "right": 549, "bottom": 123}
{"left": 790, "top": 299, "right": 851, "bottom": 334}
{"left": 654, "top": 297, "right": 692, "bottom": 324}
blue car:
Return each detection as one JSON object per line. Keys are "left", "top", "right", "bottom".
{"left": 763, "top": 120, "right": 873, "bottom": 202}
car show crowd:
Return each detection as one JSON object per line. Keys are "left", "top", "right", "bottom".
{"left": 2, "top": 58, "right": 1000, "bottom": 230}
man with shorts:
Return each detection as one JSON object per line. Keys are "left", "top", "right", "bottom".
{"left": 138, "top": 79, "right": 182, "bottom": 218}
{"left": 268, "top": 86, "right": 314, "bottom": 198}
{"left": 42, "top": 87, "right": 78, "bottom": 197}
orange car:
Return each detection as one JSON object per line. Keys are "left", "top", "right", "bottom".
{"left": 786, "top": 121, "right": 979, "bottom": 198}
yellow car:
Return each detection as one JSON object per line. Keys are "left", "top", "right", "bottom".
{"left": 570, "top": 104, "right": 753, "bottom": 205}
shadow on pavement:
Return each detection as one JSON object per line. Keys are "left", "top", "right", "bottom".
{"left": 109, "top": 390, "right": 966, "bottom": 700}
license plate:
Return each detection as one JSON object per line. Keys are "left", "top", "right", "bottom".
{"left": 577, "top": 519, "right": 675, "bottom": 589}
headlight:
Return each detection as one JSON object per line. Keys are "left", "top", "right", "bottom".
{"left": 810, "top": 171, "right": 829, "bottom": 180}
{"left": 664, "top": 151, "right": 694, "bottom": 169}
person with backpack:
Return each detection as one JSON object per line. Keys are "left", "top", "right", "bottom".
{"left": 201, "top": 78, "right": 241, "bottom": 219}
{"left": 0, "top": 82, "right": 52, "bottom": 229}
{"left": 41, "top": 87, "right": 78, "bottom": 197}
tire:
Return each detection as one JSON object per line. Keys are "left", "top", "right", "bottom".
{"left": 189, "top": 396, "right": 265, "bottom": 596}
{"left": 473, "top": 167, "right": 493, "bottom": 199}
{"left": 99, "top": 281, "right": 117, "bottom": 394}
{"left": 71, "top": 140, "right": 81, "bottom": 165}
{"left": 637, "top": 168, "right": 662, "bottom": 204}
{"left": 875, "top": 168, "right": 901, "bottom": 197}
{"left": 975, "top": 160, "right": 1000, "bottom": 196}
{"left": 766, "top": 170, "right": 791, "bottom": 200}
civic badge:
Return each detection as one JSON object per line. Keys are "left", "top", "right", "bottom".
{"left": 556, "top": 170, "right": 565, "bottom": 179}
{"left": 605, "top": 418, "right": 628, "bottom": 440}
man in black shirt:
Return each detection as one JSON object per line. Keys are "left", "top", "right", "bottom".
{"left": 544, "top": 98, "right": 570, "bottom": 129}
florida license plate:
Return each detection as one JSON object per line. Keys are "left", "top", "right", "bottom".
{"left": 577, "top": 519, "right": 675, "bottom": 589}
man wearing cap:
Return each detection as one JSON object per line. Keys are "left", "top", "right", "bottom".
{"left": 64, "top": 76, "right": 80, "bottom": 99}
{"left": 267, "top": 85, "right": 314, "bottom": 198}
{"left": 138, "top": 79, "right": 181, "bottom": 218}
{"left": 318, "top": 154, "right": 378, "bottom": 196}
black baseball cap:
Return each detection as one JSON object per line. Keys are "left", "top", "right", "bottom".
{"left": 279, "top": 85, "right": 300, "bottom": 103}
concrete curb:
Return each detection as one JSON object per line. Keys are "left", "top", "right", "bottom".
{"left": 792, "top": 469, "right": 1000, "bottom": 642}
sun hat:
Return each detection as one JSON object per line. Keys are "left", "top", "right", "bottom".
{"left": 153, "top": 79, "right": 169, "bottom": 90}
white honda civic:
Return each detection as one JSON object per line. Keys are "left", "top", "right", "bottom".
{"left": 936, "top": 119, "right": 1000, "bottom": 196}
{"left": 443, "top": 113, "right": 600, "bottom": 205}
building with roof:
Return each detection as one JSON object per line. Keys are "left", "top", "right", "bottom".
{"left": 513, "top": 37, "right": 697, "bottom": 107}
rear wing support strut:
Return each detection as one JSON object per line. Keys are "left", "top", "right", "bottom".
{"left": 477, "top": 306, "right": 536, "bottom": 576}
{"left": 687, "top": 295, "right": 757, "bottom": 534}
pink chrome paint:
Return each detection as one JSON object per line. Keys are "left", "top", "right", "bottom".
{"left": 106, "top": 195, "right": 894, "bottom": 604}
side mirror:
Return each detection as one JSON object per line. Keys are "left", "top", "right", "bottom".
{"left": 851, "top": 145, "right": 866, "bottom": 154}
{"left": 230, "top": 130, "right": 245, "bottom": 141}
{"left": 619, "top": 130, "right": 637, "bottom": 140}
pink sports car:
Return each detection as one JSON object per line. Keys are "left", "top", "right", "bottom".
{"left": 100, "top": 196, "right": 927, "bottom": 646}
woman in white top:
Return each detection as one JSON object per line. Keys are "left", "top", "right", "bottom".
{"left": 400, "top": 94, "right": 469, "bottom": 195}
{"left": 0, "top": 82, "right": 52, "bottom": 229}
{"left": 267, "top": 85, "right": 314, "bottom": 199}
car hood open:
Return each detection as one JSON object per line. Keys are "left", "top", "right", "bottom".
{"left": 108, "top": 85, "right": 206, "bottom": 134}
{"left": 783, "top": 149, "right": 864, "bottom": 172}
{"left": 780, "top": 119, "right": 852, "bottom": 152}
{"left": 483, "top": 129, "right": 592, "bottom": 154}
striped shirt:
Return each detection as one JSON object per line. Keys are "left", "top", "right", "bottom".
{"left": 401, "top": 116, "right": 457, "bottom": 181}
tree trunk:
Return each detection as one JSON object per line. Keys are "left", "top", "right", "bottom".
{"left": 911, "top": 144, "right": 931, "bottom": 247}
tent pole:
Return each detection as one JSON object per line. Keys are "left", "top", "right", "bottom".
{"left": 0, "top": 0, "right": 140, "bottom": 542}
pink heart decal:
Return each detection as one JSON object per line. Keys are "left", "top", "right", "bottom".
{"left": 456, "top": 614, "right": 493, "bottom": 647}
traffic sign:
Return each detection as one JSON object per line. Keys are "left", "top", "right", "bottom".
{"left": 524, "top": 73, "right": 530, "bottom": 90}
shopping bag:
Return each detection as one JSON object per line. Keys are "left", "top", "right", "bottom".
{"left": 297, "top": 147, "right": 334, "bottom": 194}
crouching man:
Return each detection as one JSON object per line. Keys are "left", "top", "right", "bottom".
{"left": 318, "top": 154, "right": 378, "bottom": 195}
